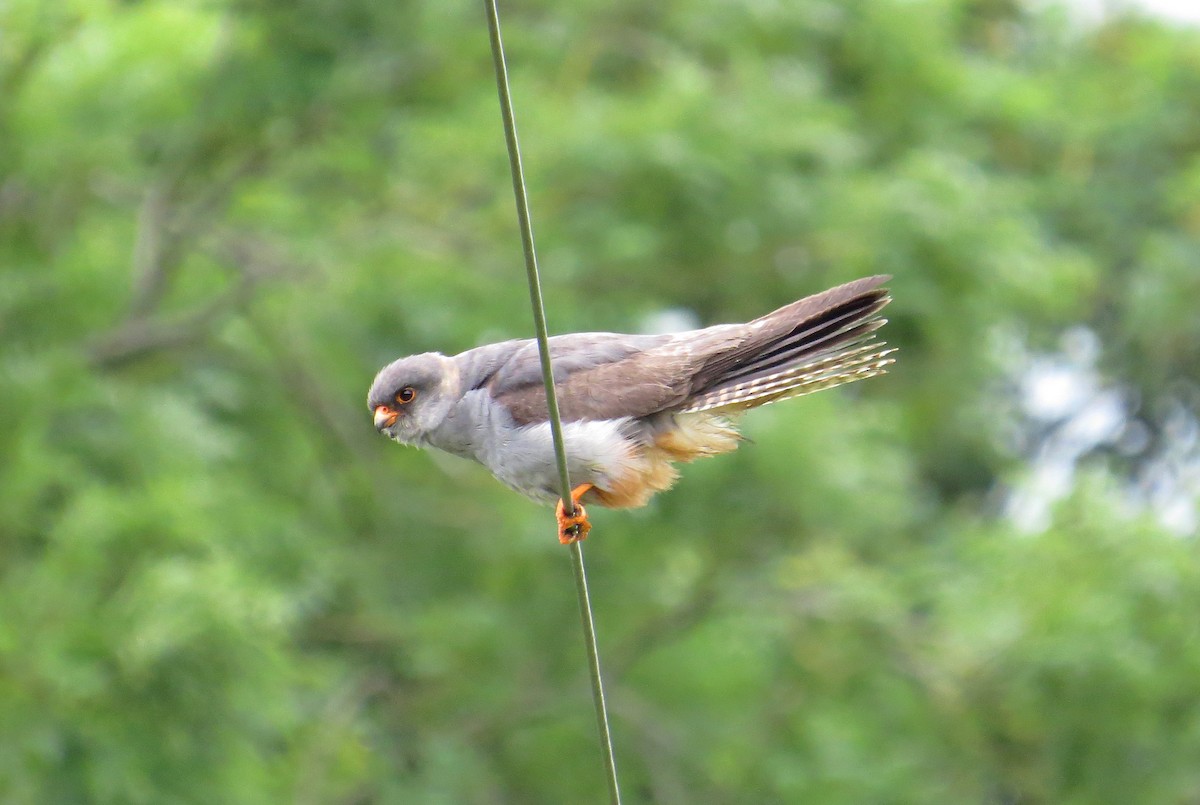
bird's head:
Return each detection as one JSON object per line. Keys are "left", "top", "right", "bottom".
{"left": 367, "top": 352, "right": 461, "bottom": 445}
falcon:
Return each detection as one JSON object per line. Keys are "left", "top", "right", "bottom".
{"left": 368, "top": 275, "right": 894, "bottom": 543}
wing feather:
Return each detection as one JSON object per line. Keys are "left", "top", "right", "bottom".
{"left": 477, "top": 275, "right": 894, "bottom": 425}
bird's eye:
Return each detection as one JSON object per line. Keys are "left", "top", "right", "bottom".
{"left": 395, "top": 387, "right": 417, "bottom": 404}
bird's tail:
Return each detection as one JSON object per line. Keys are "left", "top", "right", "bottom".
{"left": 681, "top": 276, "right": 895, "bottom": 414}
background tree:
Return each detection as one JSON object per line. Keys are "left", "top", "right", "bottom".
{"left": 2, "top": 0, "right": 1199, "bottom": 802}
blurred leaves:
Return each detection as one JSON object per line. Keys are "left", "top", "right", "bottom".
{"left": 2, "top": 0, "right": 1200, "bottom": 802}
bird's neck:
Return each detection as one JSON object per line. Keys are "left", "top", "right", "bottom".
{"left": 423, "top": 390, "right": 503, "bottom": 463}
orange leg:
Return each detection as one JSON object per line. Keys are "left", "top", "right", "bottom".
{"left": 555, "top": 483, "right": 594, "bottom": 544}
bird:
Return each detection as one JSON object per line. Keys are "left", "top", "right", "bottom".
{"left": 368, "top": 275, "right": 895, "bottom": 543}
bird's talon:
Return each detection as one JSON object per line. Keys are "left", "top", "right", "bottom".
{"left": 556, "top": 483, "right": 594, "bottom": 544}
{"left": 557, "top": 507, "right": 590, "bottom": 544}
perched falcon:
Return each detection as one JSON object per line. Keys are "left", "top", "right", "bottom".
{"left": 368, "top": 275, "right": 894, "bottom": 542}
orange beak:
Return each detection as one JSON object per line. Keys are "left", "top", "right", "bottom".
{"left": 373, "top": 405, "right": 398, "bottom": 431}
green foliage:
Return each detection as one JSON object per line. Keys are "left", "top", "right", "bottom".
{"left": 2, "top": 0, "right": 1199, "bottom": 802}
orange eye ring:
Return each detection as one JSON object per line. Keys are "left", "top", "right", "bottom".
{"left": 395, "top": 386, "right": 417, "bottom": 404}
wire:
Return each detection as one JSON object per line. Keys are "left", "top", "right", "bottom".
{"left": 482, "top": 2, "right": 622, "bottom": 802}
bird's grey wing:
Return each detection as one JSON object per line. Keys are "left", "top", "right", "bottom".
{"left": 480, "top": 332, "right": 697, "bottom": 425}
{"left": 473, "top": 274, "right": 892, "bottom": 425}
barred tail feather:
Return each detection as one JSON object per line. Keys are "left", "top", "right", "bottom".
{"left": 723, "top": 295, "right": 889, "bottom": 387}
{"left": 681, "top": 343, "right": 897, "bottom": 414}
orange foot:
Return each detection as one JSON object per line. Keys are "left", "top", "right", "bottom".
{"left": 555, "top": 483, "right": 594, "bottom": 544}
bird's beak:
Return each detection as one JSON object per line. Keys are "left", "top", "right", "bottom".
{"left": 373, "top": 405, "right": 398, "bottom": 431}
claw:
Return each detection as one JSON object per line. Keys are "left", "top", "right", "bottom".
{"left": 555, "top": 483, "right": 594, "bottom": 544}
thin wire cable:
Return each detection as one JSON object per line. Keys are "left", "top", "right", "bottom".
{"left": 483, "top": 2, "right": 622, "bottom": 803}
